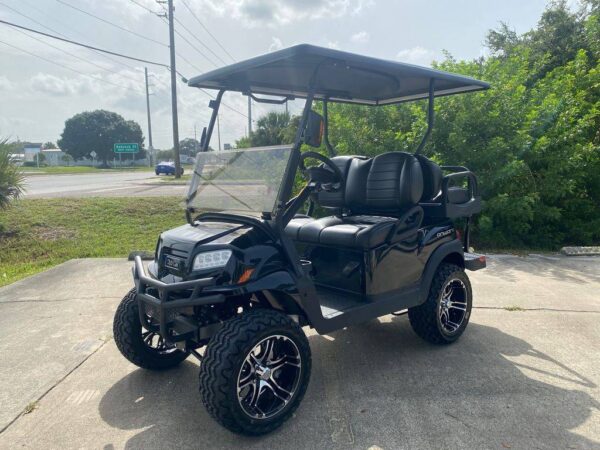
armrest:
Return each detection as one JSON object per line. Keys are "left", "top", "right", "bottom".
{"left": 440, "top": 171, "right": 479, "bottom": 204}
{"left": 386, "top": 206, "right": 424, "bottom": 244}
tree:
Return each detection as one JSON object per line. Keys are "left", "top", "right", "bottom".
{"left": 179, "top": 138, "right": 200, "bottom": 156}
{"left": 42, "top": 141, "right": 57, "bottom": 149}
{"left": 235, "top": 111, "right": 297, "bottom": 148}
{"left": 323, "top": 1, "right": 600, "bottom": 250}
{"left": 58, "top": 110, "right": 144, "bottom": 166}
{"left": 61, "top": 154, "right": 73, "bottom": 166}
{"left": 0, "top": 139, "right": 24, "bottom": 209}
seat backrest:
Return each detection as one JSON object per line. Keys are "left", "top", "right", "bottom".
{"left": 317, "top": 155, "right": 361, "bottom": 209}
{"left": 414, "top": 154, "right": 442, "bottom": 202}
{"left": 346, "top": 152, "right": 423, "bottom": 214}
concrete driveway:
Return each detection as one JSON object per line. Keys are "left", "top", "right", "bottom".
{"left": 0, "top": 255, "right": 598, "bottom": 449}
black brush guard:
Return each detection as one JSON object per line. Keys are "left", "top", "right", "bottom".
{"left": 132, "top": 256, "right": 225, "bottom": 343}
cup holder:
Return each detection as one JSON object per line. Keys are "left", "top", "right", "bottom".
{"left": 300, "top": 259, "right": 314, "bottom": 276}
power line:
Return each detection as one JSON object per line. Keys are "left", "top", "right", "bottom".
{"left": 11, "top": 27, "right": 144, "bottom": 93}
{"left": 128, "top": 0, "right": 163, "bottom": 16}
{"left": 180, "top": 0, "right": 236, "bottom": 62}
{"left": 0, "top": 2, "right": 144, "bottom": 87}
{"left": 172, "top": 21, "right": 219, "bottom": 68}
{"left": 55, "top": 0, "right": 168, "bottom": 48}
{"left": 15, "top": 0, "right": 142, "bottom": 73}
{"left": 0, "top": 19, "right": 170, "bottom": 68}
{"left": 126, "top": 0, "right": 208, "bottom": 75}
{"left": 0, "top": 38, "right": 144, "bottom": 94}
{"left": 173, "top": 16, "right": 228, "bottom": 66}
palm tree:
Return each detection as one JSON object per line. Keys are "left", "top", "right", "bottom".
{"left": 0, "top": 139, "right": 24, "bottom": 209}
{"left": 252, "top": 112, "right": 292, "bottom": 147}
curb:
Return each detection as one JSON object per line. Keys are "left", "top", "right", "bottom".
{"left": 560, "top": 246, "right": 600, "bottom": 256}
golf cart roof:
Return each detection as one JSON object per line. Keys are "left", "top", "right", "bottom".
{"left": 188, "top": 44, "right": 490, "bottom": 105}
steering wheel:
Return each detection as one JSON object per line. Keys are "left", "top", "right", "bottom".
{"left": 299, "top": 152, "right": 343, "bottom": 189}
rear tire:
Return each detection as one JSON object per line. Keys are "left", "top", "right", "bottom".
{"left": 408, "top": 263, "right": 472, "bottom": 345}
{"left": 199, "top": 309, "right": 311, "bottom": 435}
{"left": 113, "top": 288, "right": 189, "bottom": 370}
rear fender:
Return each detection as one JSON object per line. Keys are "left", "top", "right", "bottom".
{"left": 419, "top": 239, "right": 464, "bottom": 304}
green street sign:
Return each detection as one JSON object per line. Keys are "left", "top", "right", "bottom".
{"left": 114, "top": 143, "right": 139, "bottom": 153}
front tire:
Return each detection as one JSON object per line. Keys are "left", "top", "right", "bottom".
{"left": 408, "top": 263, "right": 472, "bottom": 344}
{"left": 113, "top": 288, "right": 189, "bottom": 370}
{"left": 199, "top": 309, "right": 311, "bottom": 435}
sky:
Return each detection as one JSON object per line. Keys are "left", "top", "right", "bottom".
{"left": 0, "top": 0, "right": 558, "bottom": 150}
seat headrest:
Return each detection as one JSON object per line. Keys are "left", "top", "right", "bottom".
{"left": 414, "top": 154, "right": 442, "bottom": 202}
{"left": 346, "top": 152, "right": 423, "bottom": 213}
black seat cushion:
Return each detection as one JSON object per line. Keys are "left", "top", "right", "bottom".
{"left": 285, "top": 215, "right": 396, "bottom": 249}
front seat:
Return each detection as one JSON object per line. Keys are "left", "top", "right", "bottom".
{"left": 285, "top": 152, "right": 424, "bottom": 249}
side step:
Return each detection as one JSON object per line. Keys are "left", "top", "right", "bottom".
{"left": 465, "top": 252, "right": 486, "bottom": 271}
{"left": 315, "top": 285, "right": 365, "bottom": 319}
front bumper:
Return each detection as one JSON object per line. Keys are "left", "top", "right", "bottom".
{"left": 132, "top": 256, "right": 225, "bottom": 342}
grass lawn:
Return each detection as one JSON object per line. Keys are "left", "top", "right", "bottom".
{"left": 158, "top": 174, "right": 192, "bottom": 184}
{"left": 0, "top": 197, "right": 186, "bottom": 287}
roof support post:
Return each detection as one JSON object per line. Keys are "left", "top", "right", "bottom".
{"left": 202, "top": 89, "right": 224, "bottom": 152}
{"left": 323, "top": 99, "right": 336, "bottom": 157}
{"left": 415, "top": 78, "right": 435, "bottom": 155}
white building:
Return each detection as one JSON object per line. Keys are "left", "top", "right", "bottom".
{"left": 41, "top": 148, "right": 66, "bottom": 166}
{"left": 23, "top": 143, "right": 42, "bottom": 162}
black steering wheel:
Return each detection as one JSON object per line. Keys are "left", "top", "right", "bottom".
{"left": 299, "top": 152, "right": 343, "bottom": 189}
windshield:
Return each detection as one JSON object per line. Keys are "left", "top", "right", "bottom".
{"left": 186, "top": 145, "right": 293, "bottom": 215}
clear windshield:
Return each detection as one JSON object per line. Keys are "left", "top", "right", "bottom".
{"left": 186, "top": 145, "right": 293, "bottom": 215}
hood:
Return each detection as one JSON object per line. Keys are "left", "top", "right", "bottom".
{"left": 160, "top": 221, "right": 251, "bottom": 254}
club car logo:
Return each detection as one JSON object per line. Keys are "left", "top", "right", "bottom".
{"left": 164, "top": 255, "right": 181, "bottom": 270}
{"left": 436, "top": 228, "right": 454, "bottom": 239}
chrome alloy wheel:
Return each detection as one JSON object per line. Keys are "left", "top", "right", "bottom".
{"left": 438, "top": 278, "right": 469, "bottom": 334}
{"left": 237, "top": 335, "right": 302, "bottom": 419}
{"left": 141, "top": 328, "right": 178, "bottom": 355}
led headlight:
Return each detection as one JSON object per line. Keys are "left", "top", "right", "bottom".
{"left": 192, "top": 250, "right": 232, "bottom": 271}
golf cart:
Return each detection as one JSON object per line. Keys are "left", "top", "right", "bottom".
{"left": 113, "top": 44, "right": 489, "bottom": 435}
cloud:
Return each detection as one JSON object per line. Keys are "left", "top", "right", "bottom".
{"left": 0, "top": 76, "right": 13, "bottom": 91}
{"left": 269, "top": 37, "right": 284, "bottom": 52}
{"left": 29, "top": 73, "right": 93, "bottom": 97}
{"left": 326, "top": 41, "right": 340, "bottom": 49}
{"left": 396, "top": 46, "right": 436, "bottom": 66}
{"left": 193, "top": 0, "right": 374, "bottom": 27}
{"left": 350, "top": 31, "right": 370, "bottom": 44}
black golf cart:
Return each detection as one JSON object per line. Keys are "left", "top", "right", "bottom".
{"left": 113, "top": 44, "right": 489, "bottom": 435}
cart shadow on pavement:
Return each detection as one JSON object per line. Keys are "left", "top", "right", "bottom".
{"left": 98, "top": 318, "right": 599, "bottom": 449}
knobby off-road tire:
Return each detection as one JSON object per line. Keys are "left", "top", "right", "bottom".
{"left": 409, "top": 263, "right": 472, "bottom": 345}
{"left": 199, "top": 308, "right": 311, "bottom": 435}
{"left": 113, "top": 288, "right": 189, "bottom": 370}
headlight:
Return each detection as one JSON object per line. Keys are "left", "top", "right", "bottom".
{"left": 192, "top": 250, "right": 232, "bottom": 271}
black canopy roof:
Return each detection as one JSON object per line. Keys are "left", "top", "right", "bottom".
{"left": 188, "top": 44, "right": 490, "bottom": 105}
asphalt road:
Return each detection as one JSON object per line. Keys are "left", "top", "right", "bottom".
{"left": 23, "top": 172, "right": 188, "bottom": 198}
{"left": 0, "top": 255, "right": 598, "bottom": 449}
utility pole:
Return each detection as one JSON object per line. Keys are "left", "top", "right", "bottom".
{"left": 166, "top": 0, "right": 181, "bottom": 178}
{"left": 144, "top": 67, "right": 154, "bottom": 166}
{"left": 194, "top": 124, "right": 197, "bottom": 154}
{"left": 247, "top": 96, "right": 252, "bottom": 135}
{"left": 217, "top": 114, "right": 221, "bottom": 151}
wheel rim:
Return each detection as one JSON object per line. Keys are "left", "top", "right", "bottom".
{"left": 237, "top": 335, "right": 302, "bottom": 420}
{"left": 141, "top": 328, "right": 179, "bottom": 355}
{"left": 438, "top": 278, "right": 468, "bottom": 334}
